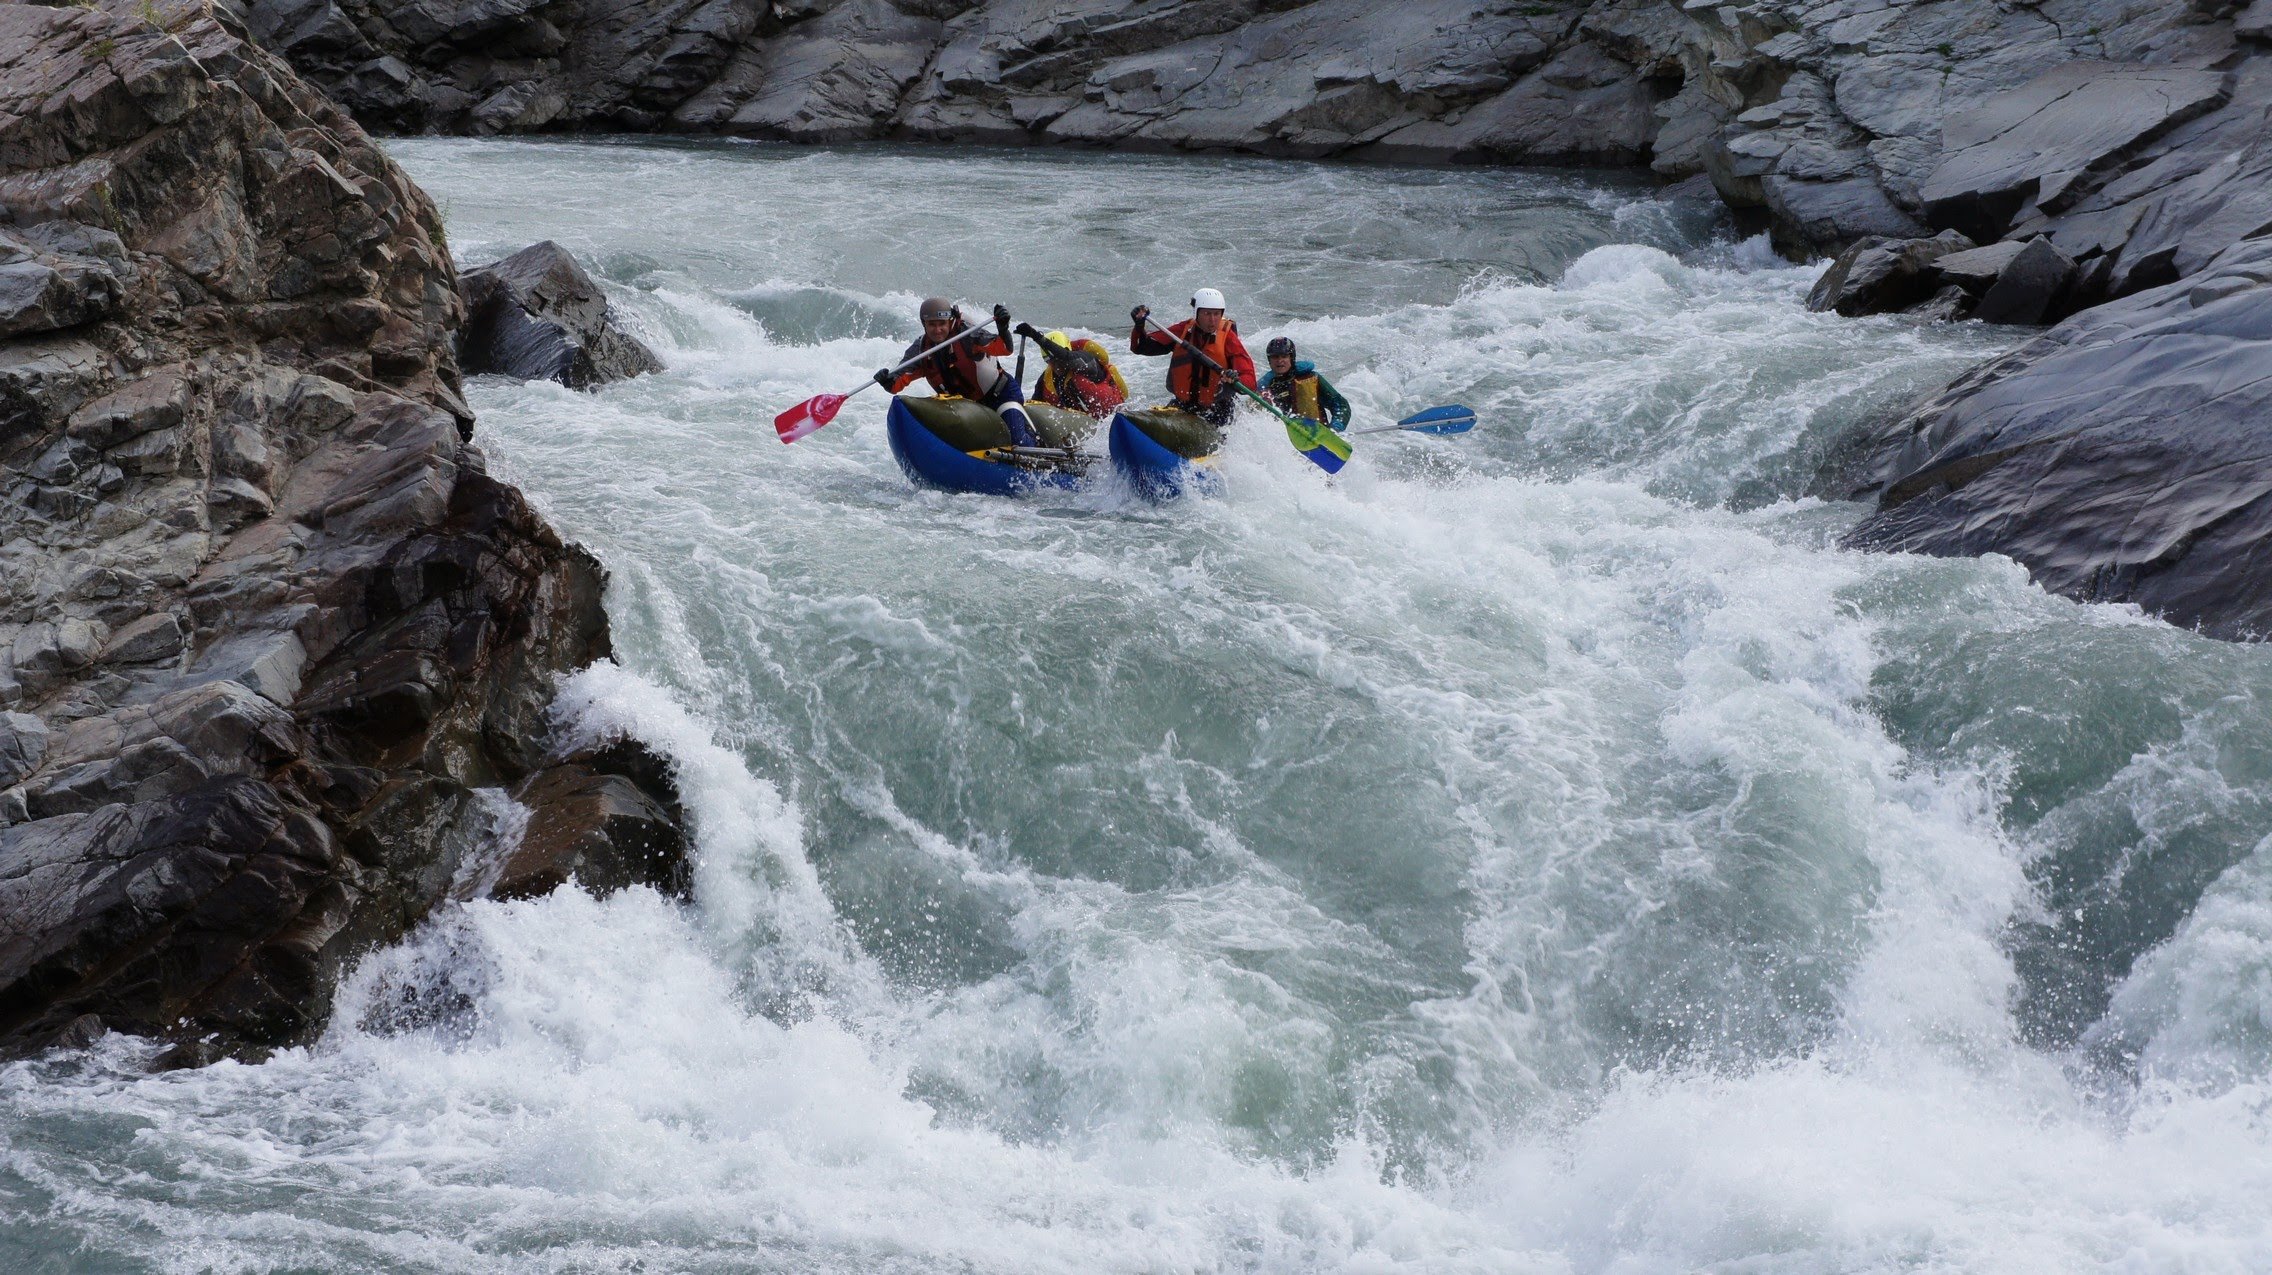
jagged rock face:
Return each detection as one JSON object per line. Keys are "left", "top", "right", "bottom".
{"left": 459, "top": 240, "right": 663, "bottom": 388}
{"left": 0, "top": 0, "right": 685, "bottom": 1064}
{"left": 245, "top": 0, "right": 1681, "bottom": 162}
{"left": 240, "top": 0, "right": 2272, "bottom": 305}
{"left": 1657, "top": 3, "right": 2271, "bottom": 306}
{"left": 1844, "top": 237, "right": 2272, "bottom": 640}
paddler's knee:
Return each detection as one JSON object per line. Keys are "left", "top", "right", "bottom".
{"left": 999, "top": 402, "right": 1040, "bottom": 448}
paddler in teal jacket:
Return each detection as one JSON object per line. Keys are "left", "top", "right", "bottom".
{"left": 1258, "top": 337, "right": 1351, "bottom": 433}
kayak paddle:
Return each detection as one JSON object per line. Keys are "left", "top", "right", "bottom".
{"left": 1350, "top": 405, "right": 1477, "bottom": 437}
{"left": 1136, "top": 313, "right": 1351, "bottom": 475}
{"left": 774, "top": 320, "right": 993, "bottom": 444}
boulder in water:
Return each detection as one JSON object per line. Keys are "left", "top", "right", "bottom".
{"left": 459, "top": 242, "right": 662, "bottom": 389}
{"left": 1806, "top": 231, "right": 1975, "bottom": 317}
{"left": 491, "top": 743, "right": 688, "bottom": 901}
{"left": 1970, "top": 236, "right": 2078, "bottom": 325}
{"left": 1845, "top": 236, "right": 2272, "bottom": 640}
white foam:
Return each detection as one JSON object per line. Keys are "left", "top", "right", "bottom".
{"left": 9, "top": 137, "right": 2265, "bottom": 1275}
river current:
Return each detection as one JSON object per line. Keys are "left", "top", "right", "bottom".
{"left": 6, "top": 138, "right": 2272, "bottom": 1273}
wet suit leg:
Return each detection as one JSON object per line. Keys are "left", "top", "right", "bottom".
{"left": 984, "top": 376, "right": 1040, "bottom": 447}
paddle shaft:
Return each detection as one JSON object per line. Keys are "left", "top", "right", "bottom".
{"left": 841, "top": 318, "right": 1001, "bottom": 404}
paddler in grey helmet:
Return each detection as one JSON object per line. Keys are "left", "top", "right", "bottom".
{"left": 876, "top": 296, "right": 1040, "bottom": 445}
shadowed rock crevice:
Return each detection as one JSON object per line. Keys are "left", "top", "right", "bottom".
{"left": 0, "top": 0, "right": 688, "bottom": 1064}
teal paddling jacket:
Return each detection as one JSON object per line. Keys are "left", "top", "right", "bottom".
{"left": 1259, "top": 361, "right": 1352, "bottom": 432}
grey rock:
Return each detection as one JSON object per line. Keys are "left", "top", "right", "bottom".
{"left": 1807, "top": 230, "right": 1977, "bottom": 317}
{"left": 459, "top": 242, "right": 663, "bottom": 390}
{"left": 1847, "top": 237, "right": 2272, "bottom": 640}
{"left": 0, "top": 712, "right": 46, "bottom": 787}
{"left": 1765, "top": 175, "right": 1929, "bottom": 251}
{"left": 2241, "top": 3, "right": 2272, "bottom": 42}
{"left": 1972, "top": 236, "right": 2078, "bottom": 326}
{"left": 1922, "top": 64, "right": 2232, "bottom": 244}
{"left": 1931, "top": 240, "right": 2034, "bottom": 289}
{"left": 1909, "top": 285, "right": 1977, "bottom": 323}
{"left": 0, "top": 223, "right": 133, "bottom": 339}
{"left": 0, "top": 0, "right": 680, "bottom": 1063}
{"left": 100, "top": 613, "right": 189, "bottom": 666}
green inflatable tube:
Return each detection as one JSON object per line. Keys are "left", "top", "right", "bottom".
{"left": 1119, "top": 406, "right": 1220, "bottom": 459}
{"left": 898, "top": 396, "right": 1095, "bottom": 451}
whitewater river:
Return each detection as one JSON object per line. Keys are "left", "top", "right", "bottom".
{"left": 8, "top": 138, "right": 2272, "bottom": 1273}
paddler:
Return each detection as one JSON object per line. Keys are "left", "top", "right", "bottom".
{"left": 1128, "top": 287, "right": 1256, "bottom": 426}
{"left": 1016, "top": 324, "right": 1129, "bottom": 418}
{"left": 876, "top": 296, "right": 1040, "bottom": 445}
{"left": 1258, "top": 337, "right": 1351, "bottom": 434}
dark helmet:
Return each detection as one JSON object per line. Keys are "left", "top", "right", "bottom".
{"left": 919, "top": 296, "right": 956, "bottom": 323}
{"left": 1265, "top": 337, "right": 1296, "bottom": 360}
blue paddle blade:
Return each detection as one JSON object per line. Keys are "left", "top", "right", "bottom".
{"left": 1396, "top": 404, "right": 1477, "bottom": 435}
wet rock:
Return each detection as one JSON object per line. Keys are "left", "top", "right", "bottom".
{"left": 459, "top": 242, "right": 662, "bottom": 389}
{"left": 1971, "top": 236, "right": 2078, "bottom": 326}
{"left": 492, "top": 752, "right": 688, "bottom": 901}
{"left": 1846, "top": 237, "right": 2272, "bottom": 640}
{"left": 1807, "top": 231, "right": 1976, "bottom": 317}
{"left": 0, "top": 0, "right": 682, "bottom": 1064}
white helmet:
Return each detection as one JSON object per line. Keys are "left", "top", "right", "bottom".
{"left": 1190, "top": 287, "right": 1226, "bottom": 311}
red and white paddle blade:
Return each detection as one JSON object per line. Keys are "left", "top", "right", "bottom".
{"left": 775, "top": 393, "right": 844, "bottom": 444}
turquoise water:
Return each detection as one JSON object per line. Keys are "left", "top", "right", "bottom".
{"left": 5, "top": 138, "right": 2270, "bottom": 1273}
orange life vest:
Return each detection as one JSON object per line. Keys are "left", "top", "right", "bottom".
{"left": 1167, "top": 320, "right": 1250, "bottom": 409}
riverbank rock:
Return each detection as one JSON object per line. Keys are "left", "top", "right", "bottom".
{"left": 0, "top": 0, "right": 685, "bottom": 1064}
{"left": 235, "top": 1, "right": 2272, "bottom": 309}
{"left": 1845, "top": 237, "right": 2272, "bottom": 640}
{"left": 1807, "top": 233, "right": 2083, "bottom": 325}
{"left": 459, "top": 242, "right": 662, "bottom": 388}
{"left": 1806, "top": 231, "right": 1975, "bottom": 317}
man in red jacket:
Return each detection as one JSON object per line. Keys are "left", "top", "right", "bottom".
{"left": 1128, "top": 287, "right": 1256, "bottom": 426}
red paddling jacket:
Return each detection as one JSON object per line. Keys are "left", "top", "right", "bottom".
{"left": 1130, "top": 318, "right": 1256, "bottom": 414}
{"left": 1035, "top": 338, "right": 1130, "bottom": 416}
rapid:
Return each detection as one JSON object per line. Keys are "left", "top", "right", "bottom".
{"left": 7, "top": 137, "right": 2272, "bottom": 1273}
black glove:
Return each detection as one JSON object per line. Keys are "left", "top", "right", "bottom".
{"left": 1072, "top": 350, "right": 1104, "bottom": 380}
{"left": 1130, "top": 304, "right": 1150, "bottom": 326}
{"left": 873, "top": 368, "right": 894, "bottom": 390}
{"left": 1013, "top": 321, "right": 1042, "bottom": 342}
{"left": 992, "top": 303, "right": 1013, "bottom": 342}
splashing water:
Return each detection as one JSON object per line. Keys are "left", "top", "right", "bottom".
{"left": 7, "top": 139, "right": 2272, "bottom": 1274}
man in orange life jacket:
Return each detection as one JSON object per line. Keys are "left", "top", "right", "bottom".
{"left": 876, "top": 297, "right": 1039, "bottom": 445}
{"left": 1128, "top": 287, "right": 1256, "bottom": 426}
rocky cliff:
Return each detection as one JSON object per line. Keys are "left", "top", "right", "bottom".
{"left": 0, "top": 0, "right": 684, "bottom": 1065}
{"left": 237, "top": 0, "right": 2268, "bottom": 274}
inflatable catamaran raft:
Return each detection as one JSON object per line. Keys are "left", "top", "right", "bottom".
{"left": 885, "top": 395, "right": 1221, "bottom": 500}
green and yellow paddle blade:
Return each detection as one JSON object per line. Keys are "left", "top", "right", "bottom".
{"left": 1283, "top": 413, "right": 1351, "bottom": 474}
